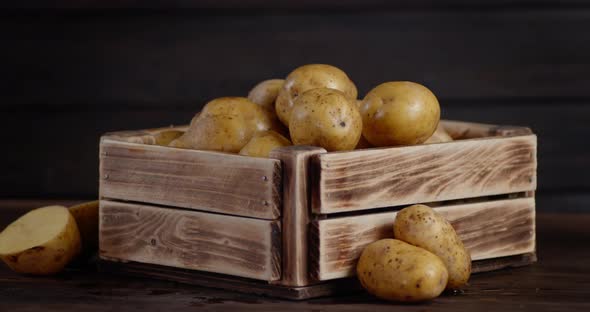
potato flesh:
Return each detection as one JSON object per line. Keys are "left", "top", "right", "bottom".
{"left": 357, "top": 239, "right": 449, "bottom": 302}
{"left": 394, "top": 204, "right": 472, "bottom": 289}
{"left": 0, "top": 206, "right": 70, "bottom": 255}
{"left": 0, "top": 206, "right": 81, "bottom": 275}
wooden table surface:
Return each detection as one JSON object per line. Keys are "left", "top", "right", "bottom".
{"left": 1, "top": 200, "right": 589, "bottom": 311}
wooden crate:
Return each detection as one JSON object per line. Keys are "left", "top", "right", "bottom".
{"left": 98, "top": 120, "right": 537, "bottom": 299}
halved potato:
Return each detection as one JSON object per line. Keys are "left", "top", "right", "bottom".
{"left": 0, "top": 206, "right": 81, "bottom": 275}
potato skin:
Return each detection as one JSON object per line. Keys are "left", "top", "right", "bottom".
{"left": 248, "top": 79, "right": 284, "bottom": 113}
{"left": 0, "top": 207, "right": 81, "bottom": 275}
{"left": 357, "top": 239, "right": 449, "bottom": 302}
{"left": 276, "top": 64, "right": 357, "bottom": 127}
{"left": 239, "top": 131, "right": 291, "bottom": 158}
{"left": 424, "top": 123, "right": 453, "bottom": 144}
{"left": 69, "top": 200, "right": 99, "bottom": 254}
{"left": 289, "top": 88, "right": 362, "bottom": 151}
{"left": 394, "top": 204, "right": 471, "bottom": 289}
{"left": 153, "top": 130, "right": 184, "bottom": 146}
{"left": 171, "top": 97, "right": 272, "bottom": 153}
{"left": 360, "top": 81, "right": 440, "bottom": 146}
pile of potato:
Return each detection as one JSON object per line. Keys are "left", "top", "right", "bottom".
{"left": 168, "top": 64, "right": 452, "bottom": 157}
{"left": 357, "top": 204, "right": 471, "bottom": 302}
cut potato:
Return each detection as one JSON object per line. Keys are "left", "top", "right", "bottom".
{"left": 69, "top": 200, "right": 99, "bottom": 253}
{"left": 0, "top": 206, "right": 81, "bottom": 275}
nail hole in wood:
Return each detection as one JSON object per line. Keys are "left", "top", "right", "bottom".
{"left": 150, "top": 239, "right": 157, "bottom": 246}
{"left": 262, "top": 176, "right": 268, "bottom": 181}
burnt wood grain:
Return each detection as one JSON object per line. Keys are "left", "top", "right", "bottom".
{"left": 269, "top": 146, "right": 326, "bottom": 287}
{"left": 99, "top": 200, "right": 281, "bottom": 281}
{"left": 310, "top": 197, "right": 536, "bottom": 280}
{"left": 1, "top": 200, "right": 588, "bottom": 310}
{"left": 99, "top": 137, "right": 282, "bottom": 220}
{"left": 0, "top": 103, "right": 586, "bottom": 200}
{"left": 97, "top": 252, "right": 536, "bottom": 301}
{"left": 312, "top": 134, "right": 537, "bottom": 214}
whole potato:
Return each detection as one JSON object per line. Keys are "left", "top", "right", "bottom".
{"left": 424, "top": 123, "right": 453, "bottom": 144}
{"left": 357, "top": 239, "right": 449, "bottom": 302}
{"left": 247, "top": 79, "right": 284, "bottom": 113}
{"left": 69, "top": 200, "right": 99, "bottom": 254}
{"left": 360, "top": 81, "right": 440, "bottom": 146}
{"left": 289, "top": 88, "right": 362, "bottom": 151}
{"left": 394, "top": 204, "right": 471, "bottom": 289}
{"left": 169, "top": 97, "right": 272, "bottom": 153}
{"left": 276, "top": 64, "right": 357, "bottom": 126}
{"left": 355, "top": 135, "right": 373, "bottom": 149}
{"left": 239, "top": 131, "right": 291, "bottom": 158}
{"left": 0, "top": 206, "right": 81, "bottom": 275}
{"left": 153, "top": 130, "right": 184, "bottom": 146}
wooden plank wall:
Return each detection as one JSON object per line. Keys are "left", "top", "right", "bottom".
{"left": 1, "top": 3, "right": 589, "bottom": 211}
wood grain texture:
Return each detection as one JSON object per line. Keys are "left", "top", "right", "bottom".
{"left": 102, "top": 125, "right": 188, "bottom": 145}
{"left": 269, "top": 146, "right": 327, "bottom": 287}
{"left": 441, "top": 120, "right": 532, "bottom": 139}
{"left": 1, "top": 209, "right": 587, "bottom": 310}
{"left": 98, "top": 252, "right": 536, "bottom": 300}
{"left": 99, "top": 200, "right": 281, "bottom": 281}
{"left": 310, "top": 197, "right": 536, "bottom": 280}
{"left": 312, "top": 134, "right": 537, "bottom": 214}
{"left": 99, "top": 138, "right": 282, "bottom": 220}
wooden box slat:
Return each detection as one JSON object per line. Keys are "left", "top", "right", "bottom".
{"left": 100, "top": 138, "right": 282, "bottom": 220}
{"left": 312, "top": 133, "right": 537, "bottom": 214}
{"left": 99, "top": 200, "right": 282, "bottom": 281}
{"left": 310, "top": 196, "right": 536, "bottom": 281}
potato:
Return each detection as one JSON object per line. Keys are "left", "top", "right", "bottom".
{"left": 276, "top": 64, "right": 357, "bottom": 127}
{"left": 0, "top": 206, "right": 81, "bottom": 275}
{"left": 394, "top": 204, "right": 471, "bottom": 289}
{"left": 69, "top": 200, "right": 99, "bottom": 253}
{"left": 355, "top": 135, "right": 373, "bottom": 149}
{"left": 360, "top": 81, "right": 440, "bottom": 146}
{"left": 169, "top": 97, "right": 272, "bottom": 153}
{"left": 239, "top": 130, "right": 291, "bottom": 158}
{"left": 357, "top": 239, "right": 449, "bottom": 302}
{"left": 424, "top": 123, "right": 453, "bottom": 144}
{"left": 153, "top": 130, "right": 184, "bottom": 146}
{"left": 289, "top": 88, "right": 362, "bottom": 151}
{"left": 247, "top": 79, "right": 284, "bottom": 113}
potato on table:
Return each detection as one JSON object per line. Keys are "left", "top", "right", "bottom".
{"left": 69, "top": 200, "right": 99, "bottom": 253}
{"left": 357, "top": 239, "right": 449, "bottom": 302}
{"left": 394, "top": 204, "right": 471, "bottom": 289}
{"left": 0, "top": 205, "right": 81, "bottom": 275}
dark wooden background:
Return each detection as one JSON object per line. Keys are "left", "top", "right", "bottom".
{"left": 1, "top": 2, "right": 589, "bottom": 211}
